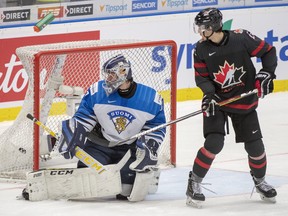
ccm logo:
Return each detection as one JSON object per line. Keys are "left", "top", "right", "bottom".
{"left": 50, "top": 170, "right": 74, "bottom": 175}
{"left": 38, "top": 7, "right": 64, "bottom": 18}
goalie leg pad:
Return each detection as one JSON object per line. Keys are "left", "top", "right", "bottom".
{"left": 148, "top": 168, "right": 161, "bottom": 194}
{"left": 26, "top": 167, "right": 121, "bottom": 201}
{"left": 128, "top": 170, "right": 155, "bottom": 202}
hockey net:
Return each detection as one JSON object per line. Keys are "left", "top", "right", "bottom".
{"left": 0, "top": 40, "right": 177, "bottom": 180}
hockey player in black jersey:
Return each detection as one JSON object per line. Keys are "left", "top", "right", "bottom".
{"left": 186, "top": 8, "right": 277, "bottom": 208}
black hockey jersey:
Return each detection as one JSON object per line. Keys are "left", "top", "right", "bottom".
{"left": 194, "top": 29, "right": 277, "bottom": 114}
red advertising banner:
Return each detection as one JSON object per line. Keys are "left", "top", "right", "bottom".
{"left": 38, "top": 6, "right": 64, "bottom": 19}
{"left": 0, "top": 31, "right": 100, "bottom": 103}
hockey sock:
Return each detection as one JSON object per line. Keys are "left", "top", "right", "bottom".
{"left": 248, "top": 152, "right": 267, "bottom": 178}
{"left": 192, "top": 147, "right": 215, "bottom": 178}
{"left": 245, "top": 139, "right": 267, "bottom": 178}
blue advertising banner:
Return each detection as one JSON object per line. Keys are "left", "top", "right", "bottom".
{"left": 132, "top": 0, "right": 158, "bottom": 12}
{"left": 192, "top": 0, "right": 218, "bottom": 7}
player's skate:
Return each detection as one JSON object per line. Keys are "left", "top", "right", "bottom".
{"left": 186, "top": 171, "right": 205, "bottom": 208}
{"left": 250, "top": 171, "right": 277, "bottom": 203}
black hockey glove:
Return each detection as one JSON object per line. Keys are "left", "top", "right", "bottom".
{"left": 58, "top": 118, "right": 88, "bottom": 159}
{"left": 255, "top": 71, "right": 276, "bottom": 99}
{"left": 201, "top": 94, "right": 221, "bottom": 117}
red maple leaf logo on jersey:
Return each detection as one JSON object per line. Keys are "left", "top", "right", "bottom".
{"left": 213, "top": 61, "right": 246, "bottom": 88}
{"left": 233, "top": 29, "right": 243, "bottom": 34}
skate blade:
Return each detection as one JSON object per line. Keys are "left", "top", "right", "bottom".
{"left": 186, "top": 196, "right": 203, "bottom": 208}
{"left": 259, "top": 194, "right": 276, "bottom": 203}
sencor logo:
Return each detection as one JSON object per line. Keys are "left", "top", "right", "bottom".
{"left": 132, "top": 0, "right": 158, "bottom": 12}
{"left": 192, "top": 0, "right": 218, "bottom": 7}
{"left": 38, "top": 7, "right": 64, "bottom": 19}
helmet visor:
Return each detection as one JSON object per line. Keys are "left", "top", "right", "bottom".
{"left": 193, "top": 23, "right": 212, "bottom": 34}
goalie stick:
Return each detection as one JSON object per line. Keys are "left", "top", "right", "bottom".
{"left": 111, "top": 89, "right": 258, "bottom": 146}
{"left": 26, "top": 113, "right": 130, "bottom": 174}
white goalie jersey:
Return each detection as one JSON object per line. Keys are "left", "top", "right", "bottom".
{"left": 73, "top": 80, "right": 166, "bottom": 145}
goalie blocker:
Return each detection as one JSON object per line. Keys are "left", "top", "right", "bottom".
{"left": 22, "top": 167, "right": 160, "bottom": 201}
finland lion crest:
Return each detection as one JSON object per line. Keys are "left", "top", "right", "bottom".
{"left": 107, "top": 110, "right": 136, "bottom": 134}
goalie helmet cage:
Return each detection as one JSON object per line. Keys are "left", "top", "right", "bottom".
{"left": 0, "top": 39, "right": 177, "bottom": 180}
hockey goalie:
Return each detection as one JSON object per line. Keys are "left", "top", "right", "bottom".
{"left": 22, "top": 54, "right": 166, "bottom": 202}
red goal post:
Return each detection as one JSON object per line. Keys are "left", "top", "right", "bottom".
{"left": 0, "top": 40, "right": 177, "bottom": 179}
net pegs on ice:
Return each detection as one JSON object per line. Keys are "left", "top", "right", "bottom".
{"left": 34, "top": 13, "right": 55, "bottom": 32}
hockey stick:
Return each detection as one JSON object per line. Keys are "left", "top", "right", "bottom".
{"left": 113, "top": 89, "right": 258, "bottom": 145}
{"left": 26, "top": 114, "right": 131, "bottom": 174}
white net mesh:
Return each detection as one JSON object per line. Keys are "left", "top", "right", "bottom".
{"left": 0, "top": 39, "right": 177, "bottom": 180}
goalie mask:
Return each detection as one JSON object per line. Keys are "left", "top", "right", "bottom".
{"left": 194, "top": 7, "right": 223, "bottom": 34}
{"left": 102, "top": 54, "right": 132, "bottom": 96}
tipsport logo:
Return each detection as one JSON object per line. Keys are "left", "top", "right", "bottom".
{"left": 132, "top": 0, "right": 158, "bottom": 12}
{"left": 99, "top": 4, "right": 128, "bottom": 13}
{"left": 161, "top": 0, "right": 189, "bottom": 8}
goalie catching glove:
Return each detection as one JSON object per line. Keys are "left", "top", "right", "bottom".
{"left": 58, "top": 118, "right": 88, "bottom": 159}
{"left": 129, "top": 136, "right": 159, "bottom": 172}
{"left": 255, "top": 70, "right": 276, "bottom": 98}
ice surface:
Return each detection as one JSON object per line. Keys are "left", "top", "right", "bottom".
{"left": 1, "top": 92, "right": 288, "bottom": 216}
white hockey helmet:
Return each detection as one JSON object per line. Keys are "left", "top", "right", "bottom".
{"left": 101, "top": 54, "right": 132, "bottom": 96}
